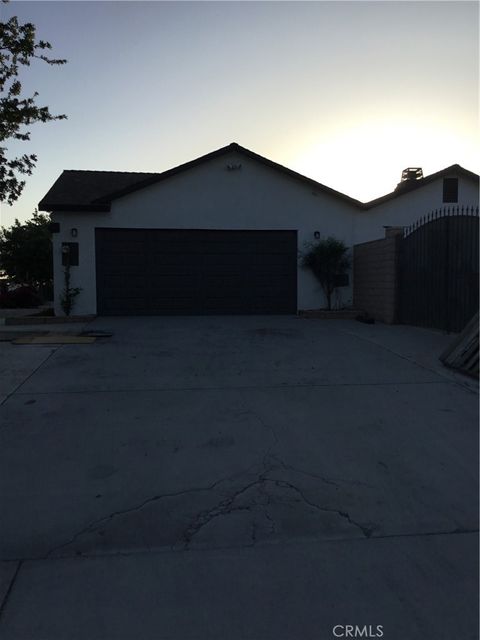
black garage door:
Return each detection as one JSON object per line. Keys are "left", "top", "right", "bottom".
{"left": 95, "top": 229, "right": 297, "bottom": 315}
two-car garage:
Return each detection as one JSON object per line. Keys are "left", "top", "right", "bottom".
{"left": 95, "top": 228, "right": 298, "bottom": 315}
{"left": 40, "top": 142, "right": 361, "bottom": 316}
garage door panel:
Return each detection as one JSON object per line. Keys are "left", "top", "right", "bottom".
{"left": 101, "top": 299, "right": 148, "bottom": 314}
{"left": 98, "top": 268, "right": 147, "bottom": 280}
{"left": 149, "top": 266, "right": 201, "bottom": 278}
{"left": 202, "top": 253, "right": 254, "bottom": 266}
{"left": 152, "top": 283, "right": 197, "bottom": 295}
{"left": 96, "top": 229, "right": 297, "bottom": 315}
{"left": 100, "top": 242, "right": 147, "bottom": 254}
{"left": 150, "top": 298, "right": 199, "bottom": 310}
{"left": 201, "top": 266, "right": 259, "bottom": 278}
{"left": 201, "top": 261, "right": 294, "bottom": 274}
{"left": 153, "top": 257, "right": 204, "bottom": 270}
{"left": 201, "top": 274, "right": 290, "bottom": 286}
{"left": 148, "top": 254, "right": 200, "bottom": 267}
{"left": 151, "top": 245, "right": 204, "bottom": 256}
{"left": 201, "top": 254, "right": 292, "bottom": 267}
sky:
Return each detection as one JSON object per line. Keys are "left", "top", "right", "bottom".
{"left": 1, "top": 0, "right": 478, "bottom": 227}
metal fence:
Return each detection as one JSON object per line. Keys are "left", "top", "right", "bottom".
{"left": 398, "top": 205, "right": 479, "bottom": 332}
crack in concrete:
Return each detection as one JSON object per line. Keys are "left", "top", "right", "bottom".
{"left": 232, "top": 403, "right": 372, "bottom": 495}
{"left": 181, "top": 478, "right": 263, "bottom": 548}
{"left": 5, "top": 526, "right": 477, "bottom": 564}
{"left": 0, "top": 560, "right": 22, "bottom": 623}
{"left": 45, "top": 453, "right": 270, "bottom": 560}
{"left": 237, "top": 396, "right": 280, "bottom": 455}
{"left": 267, "top": 455, "right": 339, "bottom": 488}
{"left": 0, "top": 348, "right": 59, "bottom": 409}
{"left": 11, "top": 379, "right": 453, "bottom": 398}
{"left": 264, "top": 508, "right": 277, "bottom": 536}
{"left": 45, "top": 476, "right": 233, "bottom": 559}
{"left": 181, "top": 467, "right": 374, "bottom": 549}
{"left": 253, "top": 412, "right": 279, "bottom": 449}
{"left": 268, "top": 454, "right": 375, "bottom": 490}
{"left": 45, "top": 451, "right": 374, "bottom": 559}
{"left": 271, "top": 479, "right": 374, "bottom": 538}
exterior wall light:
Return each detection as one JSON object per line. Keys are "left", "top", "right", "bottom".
{"left": 71, "top": 228, "right": 78, "bottom": 238}
{"left": 314, "top": 231, "right": 320, "bottom": 239}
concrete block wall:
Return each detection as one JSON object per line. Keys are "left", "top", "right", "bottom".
{"left": 353, "top": 228, "right": 402, "bottom": 323}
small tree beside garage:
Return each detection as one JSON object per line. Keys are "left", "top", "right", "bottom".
{"left": 301, "top": 236, "right": 351, "bottom": 310}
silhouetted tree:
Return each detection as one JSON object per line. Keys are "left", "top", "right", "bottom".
{"left": 0, "top": 3, "right": 67, "bottom": 204}
{"left": 0, "top": 210, "right": 52, "bottom": 288}
{"left": 301, "top": 237, "right": 351, "bottom": 310}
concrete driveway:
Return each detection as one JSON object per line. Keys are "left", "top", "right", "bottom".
{"left": 0, "top": 316, "right": 477, "bottom": 639}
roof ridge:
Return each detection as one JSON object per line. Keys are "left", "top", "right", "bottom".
{"left": 362, "top": 163, "right": 479, "bottom": 209}
{"left": 96, "top": 142, "right": 363, "bottom": 207}
{"left": 62, "top": 169, "right": 160, "bottom": 175}
{"left": 39, "top": 144, "right": 479, "bottom": 213}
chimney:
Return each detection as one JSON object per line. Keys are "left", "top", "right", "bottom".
{"left": 395, "top": 167, "right": 423, "bottom": 192}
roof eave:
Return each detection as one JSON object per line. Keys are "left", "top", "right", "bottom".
{"left": 38, "top": 202, "right": 111, "bottom": 213}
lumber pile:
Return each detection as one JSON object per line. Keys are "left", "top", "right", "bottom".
{"left": 440, "top": 312, "right": 479, "bottom": 378}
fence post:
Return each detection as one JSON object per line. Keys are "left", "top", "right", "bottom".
{"left": 383, "top": 227, "right": 405, "bottom": 324}
{"left": 444, "top": 215, "right": 450, "bottom": 333}
{"left": 393, "top": 232, "right": 403, "bottom": 323}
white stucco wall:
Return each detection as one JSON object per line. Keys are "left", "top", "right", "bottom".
{"left": 49, "top": 154, "right": 478, "bottom": 317}
{"left": 51, "top": 150, "right": 358, "bottom": 315}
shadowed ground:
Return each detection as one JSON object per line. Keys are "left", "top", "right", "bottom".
{"left": 0, "top": 317, "right": 477, "bottom": 639}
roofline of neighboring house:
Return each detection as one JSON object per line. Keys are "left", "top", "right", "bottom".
{"left": 362, "top": 164, "right": 479, "bottom": 209}
{"left": 38, "top": 143, "right": 479, "bottom": 213}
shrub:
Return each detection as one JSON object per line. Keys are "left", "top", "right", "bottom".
{"left": 301, "top": 237, "right": 351, "bottom": 310}
{"left": 0, "top": 211, "right": 53, "bottom": 288}
{"left": 0, "top": 285, "right": 42, "bottom": 308}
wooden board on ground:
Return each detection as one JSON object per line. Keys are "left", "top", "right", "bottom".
{"left": 440, "top": 312, "right": 479, "bottom": 378}
{"left": 0, "top": 332, "right": 49, "bottom": 342}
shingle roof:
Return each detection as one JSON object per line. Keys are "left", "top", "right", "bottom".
{"left": 38, "top": 143, "right": 363, "bottom": 212}
{"left": 38, "top": 170, "right": 158, "bottom": 212}
{"left": 38, "top": 143, "right": 479, "bottom": 213}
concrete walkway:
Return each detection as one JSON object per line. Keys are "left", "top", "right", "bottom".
{"left": 0, "top": 317, "right": 477, "bottom": 639}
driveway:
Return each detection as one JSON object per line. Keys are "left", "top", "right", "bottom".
{"left": 0, "top": 316, "right": 477, "bottom": 639}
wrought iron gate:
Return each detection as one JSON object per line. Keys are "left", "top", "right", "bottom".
{"left": 397, "top": 206, "right": 479, "bottom": 332}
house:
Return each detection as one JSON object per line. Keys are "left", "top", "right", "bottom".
{"left": 354, "top": 164, "right": 479, "bottom": 244}
{"left": 38, "top": 142, "right": 479, "bottom": 316}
